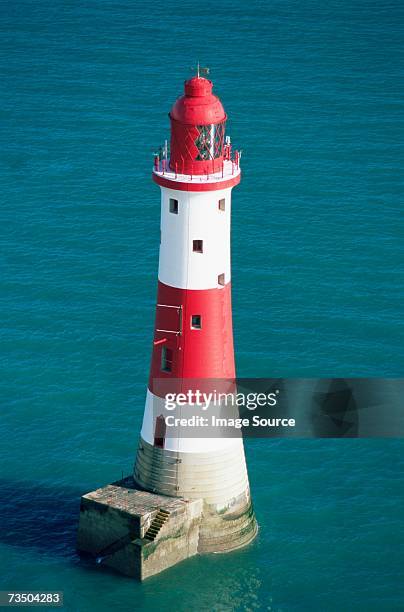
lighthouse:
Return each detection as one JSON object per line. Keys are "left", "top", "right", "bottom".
{"left": 133, "top": 73, "right": 258, "bottom": 553}
{"left": 77, "top": 73, "right": 257, "bottom": 580}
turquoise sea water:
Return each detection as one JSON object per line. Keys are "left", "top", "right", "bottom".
{"left": 1, "top": 1, "right": 403, "bottom": 610}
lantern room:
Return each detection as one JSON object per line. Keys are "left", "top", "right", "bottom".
{"left": 169, "top": 76, "right": 227, "bottom": 176}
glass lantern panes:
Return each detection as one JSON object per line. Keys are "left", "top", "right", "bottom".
{"left": 194, "top": 122, "right": 225, "bottom": 161}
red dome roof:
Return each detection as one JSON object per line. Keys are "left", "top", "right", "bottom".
{"left": 170, "top": 77, "right": 226, "bottom": 126}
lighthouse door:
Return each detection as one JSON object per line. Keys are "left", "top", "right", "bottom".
{"left": 154, "top": 414, "right": 167, "bottom": 448}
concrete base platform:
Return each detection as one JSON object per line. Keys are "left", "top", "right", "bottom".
{"left": 77, "top": 477, "right": 203, "bottom": 580}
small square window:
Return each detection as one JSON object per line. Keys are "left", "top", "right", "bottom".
{"left": 161, "top": 346, "right": 173, "bottom": 372}
{"left": 218, "top": 273, "right": 225, "bottom": 286}
{"left": 191, "top": 315, "right": 202, "bottom": 329}
{"left": 219, "top": 198, "right": 225, "bottom": 211}
{"left": 169, "top": 198, "right": 178, "bottom": 214}
{"left": 193, "top": 240, "right": 203, "bottom": 253}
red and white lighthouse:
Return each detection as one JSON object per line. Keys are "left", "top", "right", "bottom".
{"left": 134, "top": 73, "right": 257, "bottom": 553}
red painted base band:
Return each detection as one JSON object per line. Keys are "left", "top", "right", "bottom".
{"left": 148, "top": 281, "right": 235, "bottom": 396}
{"left": 152, "top": 172, "right": 240, "bottom": 192}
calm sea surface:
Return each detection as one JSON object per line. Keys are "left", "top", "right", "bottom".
{"left": 1, "top": 1, "right": 403, "bottom": 610}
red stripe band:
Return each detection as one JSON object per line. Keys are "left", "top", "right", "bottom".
{"left": 149, "top": 281, "right": 235, "bottom": 396}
